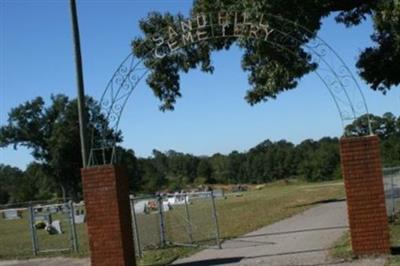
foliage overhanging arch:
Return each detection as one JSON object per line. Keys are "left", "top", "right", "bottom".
{"left": 88, "top": 11, "right": 372, "bottom": 166}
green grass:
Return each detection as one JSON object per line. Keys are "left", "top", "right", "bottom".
{"left": 139, "top": 247, "right": 199, "bottom": 266}
{"left": 215, "top": 181, "right": 345, "bottom": 240}
{"left": 0, "top": 211, "right": 89, "bottom": 260}
{"left": 0, "top": 180, "right": 345, "bottom": 265}
{"left": 388, "top": 217, "right": 400, "bottom": 266}
{"left": 330, "top": 232, "right": 352, "bottom": 261}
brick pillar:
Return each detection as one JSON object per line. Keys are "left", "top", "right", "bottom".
{"left": 340, "top": 135, "right": 390, "bottom": 255}
{"left": 81, "top": 165, "right": 136, "bottom": 266}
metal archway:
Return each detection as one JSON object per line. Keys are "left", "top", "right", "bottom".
{"left": 88, "top": 11, "right": 372, "bottom": 166}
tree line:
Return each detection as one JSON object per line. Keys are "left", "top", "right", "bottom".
{"left": 0, "top": 96, "right": 399, "bottom": 204}
{"left": 130, "top": 112, "right": 400, "bottom": 193}
{"left": 132, "top": 137, "right": 341, "bottom": 193}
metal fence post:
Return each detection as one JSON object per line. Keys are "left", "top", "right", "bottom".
{"left": 391, "top": 173, "right": 396, "bottom": 217}
{"left": 210, "top": 191, "right": 222, "bottom": 249}
{"left": 158, "top": 196, "right": 166, "bottom": 247}
{"left": 130, "top": 198, "right": 143, "bottom": 258}
{"left": 68, "top": 201, "right": 79, "bottom": 252}
{"left": 184, "top": 194, "right": 194, "bottom": 244}
{"left": 28, "top": 204, "right": 38, "bottom": 255}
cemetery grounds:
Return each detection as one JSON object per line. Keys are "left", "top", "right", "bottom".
{"left": 0, "top": 180, "right": 346, "bottom": 265}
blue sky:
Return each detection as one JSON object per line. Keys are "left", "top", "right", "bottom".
{"left": 1, "top": 0, "right": 399, "bottom": 170}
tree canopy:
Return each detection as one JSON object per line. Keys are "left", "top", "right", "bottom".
{"left": 132, "top": 0, "right": 399, "bottom": 111}
{"left": 345, "top": 112, "right": 400, "bottom": 167}
{"left": 0, "top": 95, "right": 120, "bottom": 200}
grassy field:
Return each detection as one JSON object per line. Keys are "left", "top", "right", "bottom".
{"left": 330, "top": 232, "right": 352, "bottom": 260}
{"left": 389, "top": 218, "right": 400, "bottom": 266}
{"left": 0, "top": 180, "right": 345, "bottom": 265}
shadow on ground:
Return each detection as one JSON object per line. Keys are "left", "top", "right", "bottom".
{"left": 226, "top": 226, "right": 348, "bottom": 240}
{"left": 171, "top": 257, "right": 244, "bottom": 266}
{"left": 391, "top": 246, "right": 400, "bottom": 255}
{"left": 290, "top": 198, "right": 346, "bottom": 208}
{"left": 194, "top": 225, "right": 348, "bottom": 249}
{"left": 170, "top": 248, "right": 338, "bottom": 265}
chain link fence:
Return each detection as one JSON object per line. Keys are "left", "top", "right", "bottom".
{"left": 383, "top": 167, "right": 400, "bottom": 218}
{"left": 0, "top": 199, "right": 82, "bottom": 258}
{"left": 130, "top": 190, "right": 224, "bottom": 257}
{"left": 1, "top": 191, "right": 224, "bottom": 259}
{"left": 130, "top": 195, "right": 162, "bottom": 255}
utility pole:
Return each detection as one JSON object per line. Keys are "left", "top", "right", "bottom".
{"left": 69, "top": 0, "right": 88, "bottom": 167}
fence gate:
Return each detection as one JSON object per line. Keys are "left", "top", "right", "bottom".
{"left": 383, "top": 167, "right": 400, "bottom": 219}
{"left": 28, "top": 201, "right": 78, "bottom": 255}
{"left": 130, "top": 191, "right": 223, "bottom": 257}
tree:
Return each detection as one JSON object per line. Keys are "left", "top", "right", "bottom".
{"left": 118, "top": 147, "right": 142, "bottom": 192}
{"left": 24, "top": 163, "right": 56, "bottom": 200}
{"left": 345, "top": 112, "right": 398, "bottom": 139}
{"left": 0, "top": 95, "right": 120, "bottom": 200}
{"left": 226, "top": 151, "right": 246, "bottom": 183}
{"left": 209, "top": 153, "right": 231, "bottom": 183}
{"left": 0, "top": 164, "right": 23, "bottom": 204}
{"left": 354, "top": 1, "right": 400, "bottom": 93}
{"left": 297, "top": 137, "right": 340, "bottom": 181}
{"left": 196, "top": 159, "right": 214, "bottom": 184}
{"left": 133, "top": 0, "right": 399, "bottom": 111}
{"left": 0, "top": 163, "right": 53, "bottom": 204}
{"left": 165, "top": 150, "right": 199, "bottom": 183}
{"left": 139, "top": 159, "right": 167, "bottom": 192}
{"left": 345, "top": 112, "right": 400, "bottom": 167}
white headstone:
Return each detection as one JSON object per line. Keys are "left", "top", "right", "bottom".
{"left": 74, "top": 214, "right": 85, "bottom": 224}
{"left": 2, "top": 209, "right": 21, "bottom": 220}
{"left": 134, "top": 200, "right": 149, "bottom": 214}
{"left": 47, "top": 220, "right": 63, "bottom": 234}
{"left": 48, "top": 206, "right": 59, "bottom": 214}
{"left": 34, "top": 213, "right": 52, "bottom": 224}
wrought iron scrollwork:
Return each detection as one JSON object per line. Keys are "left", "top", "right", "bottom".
{"left": 89, "top": 11, "right": 372, "bottom": 166}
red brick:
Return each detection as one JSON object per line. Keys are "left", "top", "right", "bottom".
{"left": 81, "top": 165, "right": 136, "bottom": 266}
{"left": 340, "top": 135, "right": 390, "bottom": 256}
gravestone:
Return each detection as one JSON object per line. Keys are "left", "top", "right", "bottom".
{"left": 2, "top": 209, "right": 21, "bottom": 220}
{"left": 50, "top": 220, "right": 63, "bottom": 234}
{"left": 34, "top": 213, "right": 52, "bottom": 224}
{"left": 45, "top": 220, "right": 63, "bottom": 235}
{"left": 74, "top": 214, "right": 85, "bottom": 224}
{"left": 48, "top": 205, "right": 59, "bottom": 214}
{"left": 133, "top": 199, "right": 149, "bottom": 214}
{"left": 213, "top": 189, "right": 225, "bottom": 198}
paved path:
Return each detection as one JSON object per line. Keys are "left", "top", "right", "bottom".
{"left": 173, "top": 201, "right": 386, "bottom": 266}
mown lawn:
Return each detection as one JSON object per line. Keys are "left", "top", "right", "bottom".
{"left": 387, "top": 217, "right": 400, "bottom": 266}
{"left": 0, "top": 180, "right": 345, "bottom": 265}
